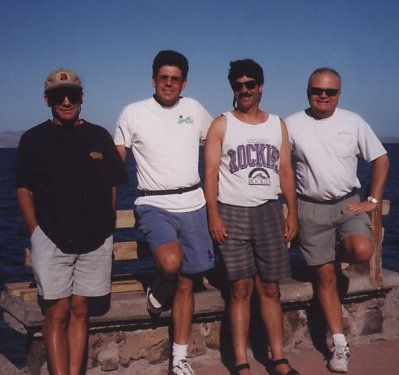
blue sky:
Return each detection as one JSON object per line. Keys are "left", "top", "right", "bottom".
{"left": 1, "top": 0, "right": 398, "bottom": 137}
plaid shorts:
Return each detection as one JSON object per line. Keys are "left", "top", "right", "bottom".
{"left": 218, "top": 200, "right": 290, "bottom": 282}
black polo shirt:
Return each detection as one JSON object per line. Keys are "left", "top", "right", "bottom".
{"left": 16, "top": 120, "right": 127, "bottom": 254}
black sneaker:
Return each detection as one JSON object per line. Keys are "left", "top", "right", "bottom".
{"left": 146, "top": 276, "right": 176, "bottom": 315}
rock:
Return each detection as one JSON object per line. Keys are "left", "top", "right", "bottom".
{"left": 188, "top": 324, "right": 206, "bottom": 358}
{"left": 118, "top": 328, "right": 169, "bottom": 365}
{"left": 0, "top": 353, "right": 28, "bottom": 375}
{"left": 361, "top": 310, "right": 383, "bottom": 335}
{"left": 98, "top": 343, "right": 119, "bottom": 372}
{"left": 26, "top": 339, "right": 46, "bottom": 375}
{"left": 205, "top": 321, "right": 221, "bottom": 349}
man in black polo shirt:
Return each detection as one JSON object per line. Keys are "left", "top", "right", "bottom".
{"left": 16, "top": 68, "right": 126, "bottom": 375}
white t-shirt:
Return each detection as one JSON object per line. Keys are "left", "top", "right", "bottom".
{"left": 285, "top": 108, "right": 386, "bottom": 200}
{"left": 114, "top": 97, "right": 213, "bottom": 212}
{"left": 218, "top": 112, "right": 282, "bottom": 207}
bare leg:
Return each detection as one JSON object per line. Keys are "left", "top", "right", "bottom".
{"left": 315, "top": 262, "right": 343, "bottom": 335}
{"left": 43, "top": 298, "right": 70, "bottom": 375}
{"left": 68, "top": 295, "right": 89, "bottom": 375}
{"left": 255, "top": 276, "right": 291, "bottom": 374}
{"left": 173, "top": 274, "right": 194, "bottom": 344}
{"left": 230, "top": 278, "right": 253, "bottom": 374}
{"left": 342, "top": 234, "right": 373, "bottom": 263}
{"left": 154, "top": 242, "right": 184, "bottom": 279}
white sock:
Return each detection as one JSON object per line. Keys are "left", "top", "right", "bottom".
{"left": 332, "top": 333, "right": 347, "bottom": 346}
{"left": 172, "top": 342, "right": 188, "bottom": 367}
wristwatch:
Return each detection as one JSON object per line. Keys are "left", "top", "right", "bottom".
{"left": 367, "top": 196, "right": 378, "bottom": 205}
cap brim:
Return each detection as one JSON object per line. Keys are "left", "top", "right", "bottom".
{"left": 45, "top": 84, "right": 82, "bottom": 93}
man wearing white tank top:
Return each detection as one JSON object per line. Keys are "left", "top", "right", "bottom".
{"left": 205, "top": 60, "right": 299, "bottom": 375}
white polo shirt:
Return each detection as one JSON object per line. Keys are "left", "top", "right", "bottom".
{"left": 285, "top": 108, "right": 386, "bottom": 200}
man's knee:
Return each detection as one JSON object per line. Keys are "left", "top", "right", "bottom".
{"left": 231, "top": 278, "right": 253, "bottom": 300}
{"left": 155, "top": 243, "right": 183, "bottom": 275}
{"left": 343, "top": 234, "right": 373, "bottom": 263}
{"left": 70, "top": 295, "right": 88, "bottom": 320}
{"left": 176, "top": 276, "right": 194, "bottom": 295}
{"left": 316, "top": 263, "right": 337, "bottom": 288}
{"left": 45, "top": 298, "right": 70, "bottom": 324}
{"left": 352, "top": 241, "right": 373, "bottom": 263}
{"left": 258, "top": 281, "right": 281, "bottom": 300}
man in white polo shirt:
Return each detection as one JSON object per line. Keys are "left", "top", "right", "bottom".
{"left": 286, "top": 67, "right": 389, "bottom": 373}
{"left": 114, "top": 50, "right": 214, "bottom": 375}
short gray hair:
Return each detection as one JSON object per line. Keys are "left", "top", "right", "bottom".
{"left": 307, "top": 67, "right": 341, "bottom": 88}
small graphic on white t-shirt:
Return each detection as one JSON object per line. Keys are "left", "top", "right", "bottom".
{"left": 248, "top": 168, "right": 271, "bottom": 185}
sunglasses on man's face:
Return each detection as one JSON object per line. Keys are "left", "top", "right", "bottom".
{"left": 47, "top": 90, "right": 82, "bottom": 106}
{"left": 308, "top": 87, "right": 340, "bottom": 97}
{"left": 232, "top": 80, "right": 258, "bottom": 92}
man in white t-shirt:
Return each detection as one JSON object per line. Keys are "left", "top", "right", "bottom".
{"left": 286, "top": 67, "right": 389, "bottom": 373}
{"left": 114, "top": 50, "right": 214, "bottom": 375}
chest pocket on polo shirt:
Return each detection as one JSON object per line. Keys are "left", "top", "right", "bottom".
{"left": 334, "top": 132, "right": 356, "bottom": 157}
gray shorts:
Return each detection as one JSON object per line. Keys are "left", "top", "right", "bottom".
{"left": 218, "top": 201, "right": 290, "bottom": 282}
{"left": 30, "top": 226, "right": 113, "bottom": 300}
{"left": 298, "top": 194, "right": 371, "bottom": 266}
{"left": 135, "top": 204, "right": 214, "bottom": 274}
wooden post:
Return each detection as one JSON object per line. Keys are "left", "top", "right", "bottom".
{"left": 369, "top": 201, "right": 384, "bottom": 286}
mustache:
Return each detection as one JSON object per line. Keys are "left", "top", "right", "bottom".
{"left": 238, "top": 93, "right": 252, "bottom": 98}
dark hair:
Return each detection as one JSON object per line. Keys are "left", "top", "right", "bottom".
{"left": 228, "top": 59, "right": 264, "bottom": 88}
{"left": 307, "top": 67, "right": 341, "bottom": 88}
{"left": 152, "top": 50, "right": 189, "bottom": 79}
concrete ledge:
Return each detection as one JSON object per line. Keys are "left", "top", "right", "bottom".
{"left": 1, "top": 269, "right": 398, "bottom": 334}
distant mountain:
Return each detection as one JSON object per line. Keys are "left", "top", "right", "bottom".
{"left": 381, "top": 136, "right": 399, "bottom": 143}
{"left": 1, "top": 129, "right": 398, "bottom": 147}
{"left": 0, "top": 131, "right": 24, "bottom": 148}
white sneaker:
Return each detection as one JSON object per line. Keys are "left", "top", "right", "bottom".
{"left": 171, "top": 359, "right": 195, "bottom": 375}
{"left": 328, "top": 343, "right": 350, "bottom": 373}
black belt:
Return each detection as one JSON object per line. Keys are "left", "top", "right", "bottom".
{"left": 298, "top": 189, "right": 357, "bottom": 205}
{"left": 138, "top": 183, "right": 201, "bottom": 197}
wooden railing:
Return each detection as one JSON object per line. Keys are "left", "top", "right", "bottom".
{"left": 15, "top": 200, "right": 390, "bottom": 301}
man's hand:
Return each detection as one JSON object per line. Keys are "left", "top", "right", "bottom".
{"left": 284, "top": 213, "right": 298, "bottom": 243}
{"left": 208, "top": 214, "right": 228, "bottom": 245}
{"left": 345, "top": 200, "right": 376, "bottom": 213}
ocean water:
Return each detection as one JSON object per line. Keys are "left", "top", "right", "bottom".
{"left": 1, "top": 145, "right": 399, "bottom": 367}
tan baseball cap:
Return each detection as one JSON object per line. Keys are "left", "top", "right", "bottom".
{"left": 44, "top": 68, "right": 82, "bottom": 92}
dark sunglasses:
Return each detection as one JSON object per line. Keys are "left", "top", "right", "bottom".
{"left": 308, "top": 87, "right": 340, "bottom": 97}
{"left": 47, "top": 89, "right": 82, "bottom": 106}
{"left": 156, "top": 75, "right": 184, "bottom": 84}
{"left": 232, "top": 80, "right": 258, "bottom": 92}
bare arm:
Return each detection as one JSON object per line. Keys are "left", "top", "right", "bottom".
{"left": 116, "top": 145, "right": 127, "bottom": 162}
{"left": 17, "top": 188, "right": 37, "bottom": 235}
{"left": 278, "top": 119, "right": 298, "bottom": 242}
{"left": 346, "top": 153, "right": 390, "bottom": 212}
{"left": 112, "top": 186, "right": 117, "bottom": 211}
{"left": 204, "top": 116, "right": 227, "bottom": 244}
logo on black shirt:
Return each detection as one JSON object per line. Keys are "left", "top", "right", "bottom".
{"left": 89, "top": 151, "right": 103, "bottom": 160}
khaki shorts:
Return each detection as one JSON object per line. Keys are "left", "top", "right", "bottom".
{"left": 30, "top": 226, "right": 113, "bottom": 300}
{"left": 298, "top": 194, "right": 371, "bottom": 266}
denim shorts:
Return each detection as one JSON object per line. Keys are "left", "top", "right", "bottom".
{"left": 30, "top": 226, "right": 113, "bottom": 300}
{"left": 135, "top": 204, "right": 214, "bottom": 274}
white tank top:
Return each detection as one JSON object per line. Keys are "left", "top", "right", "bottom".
{"left": 218, "top": 111, "right": 282, "bottom": 207}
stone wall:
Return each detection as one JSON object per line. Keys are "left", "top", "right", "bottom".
{"left": 27, "top": 286, "right": 399, "bottom": 375}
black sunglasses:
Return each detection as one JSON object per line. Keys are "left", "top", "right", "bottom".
{"left": 47, "top": 89, "right": 82, "bottom": 106}
{"left": 232, "top": 80, "right": 258, "bottom": 92}
{"left": 308, "top": 87, "right": 340, "bottom": 97}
